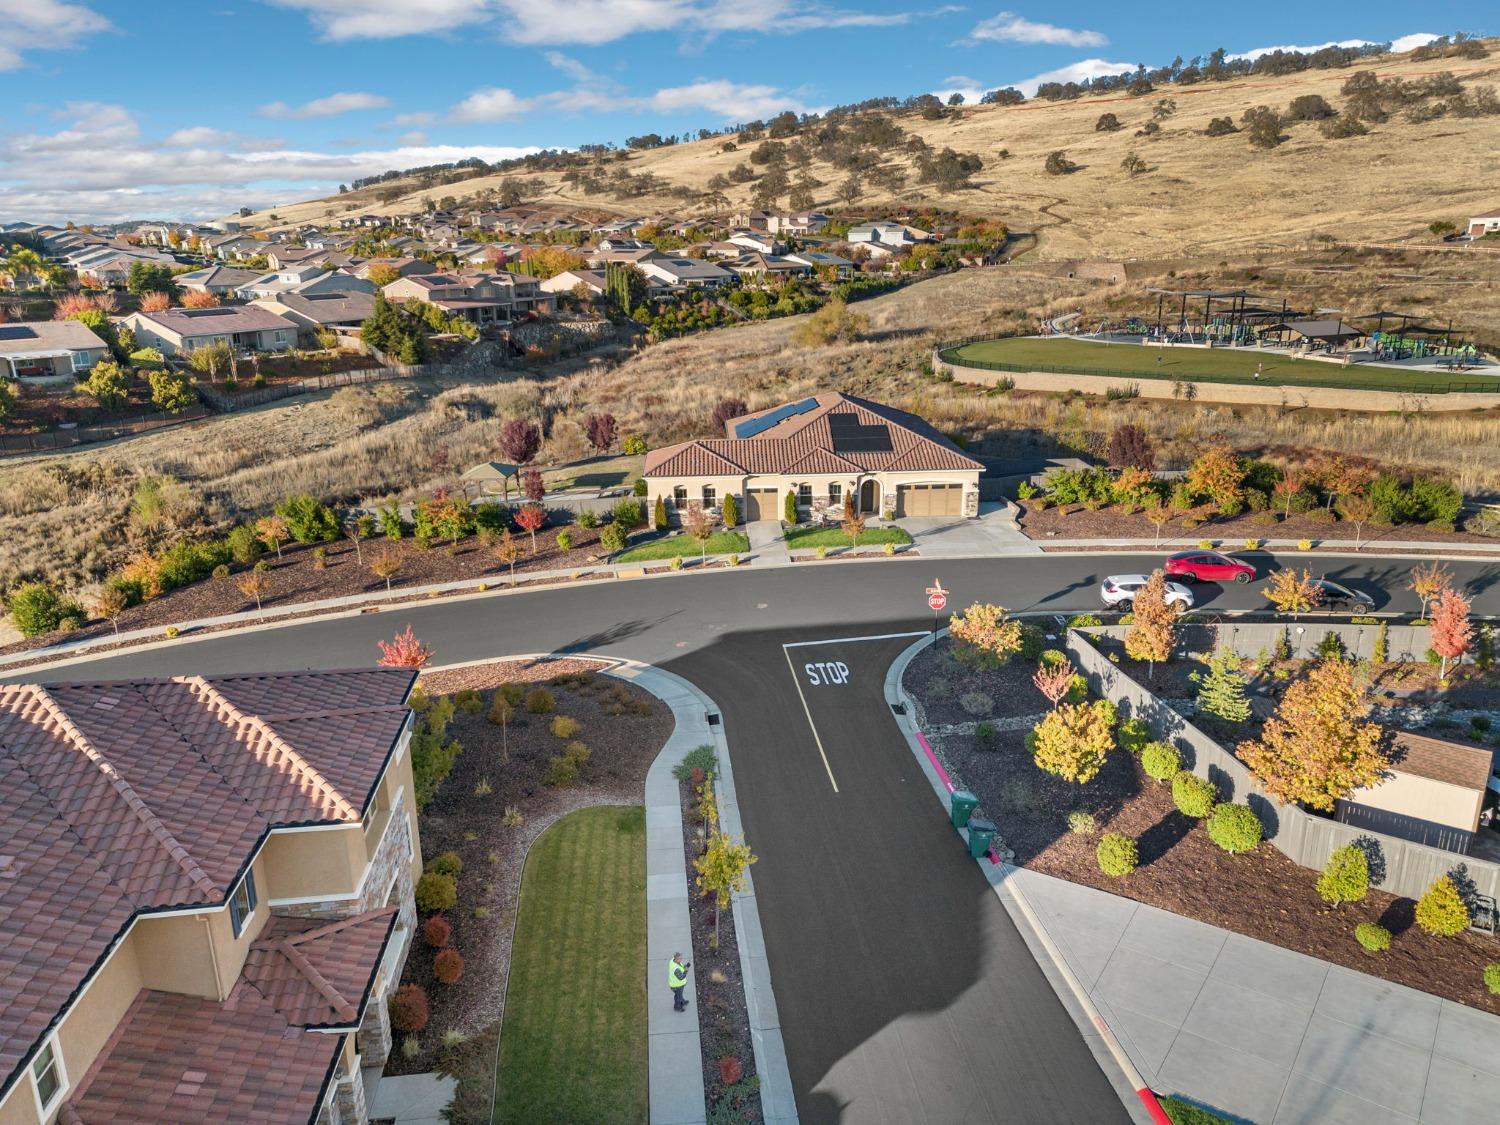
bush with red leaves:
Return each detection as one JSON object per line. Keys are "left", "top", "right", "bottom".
{"left": 422, "top": 914, "right": 451, "bottom": 949}
{"left": 389, "top": 984, "right": 429, "bottom": 1032}
{"left": 719, "top": 1056, "right": 743, "bottom": 1085}
{"left": 434, "top": 947, "right": 465, "bottom": 985}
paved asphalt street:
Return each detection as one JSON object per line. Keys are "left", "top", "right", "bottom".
{"left": 26, "top": 550, "right": 1500, "bottom": 1122}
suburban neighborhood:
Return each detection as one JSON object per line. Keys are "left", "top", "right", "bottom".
{"left": 4, "top": 10, "right": 1500, "bottom": 1125}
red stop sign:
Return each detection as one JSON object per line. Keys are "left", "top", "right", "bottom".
{"left": 928, "top": 591, "right": 947, "bottom": 612}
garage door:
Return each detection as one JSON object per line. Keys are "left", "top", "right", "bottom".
{"left": 896, "top": 484, "right": 962, "bottom": 517}
{"left": 746, "top": 489, "right": 779, "bottom": 521}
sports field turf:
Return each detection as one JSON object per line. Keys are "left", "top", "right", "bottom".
{"left": 943, "top": 337, "right": 1495, "bottom": 393}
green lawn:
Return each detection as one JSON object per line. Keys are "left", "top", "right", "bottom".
{"left": 614, "top": 531, "right": 750, "bottom": 561}
{"left": 943, "top": 337, "right": 1493, "bottom": 394}
{"left": 1159, "top": 1095, "right": 1241, "bottom": 1125}
{"left": 540, "top": 453, "right": 646, "bottom": 493}
{"left": 784, "top": 526, "right": 913, "bottom": 549}
{"left": 494, "top": 806, "right": 647, "bottom": 1125}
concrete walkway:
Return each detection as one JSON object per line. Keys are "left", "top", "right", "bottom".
{"left": 618, "top": 664, "right": 796, "bottom": 1125}
{"left": 368, "top": 1072, "right": 456, "bottom": 1124}
{"left": 746, "top": 519, "right": 790, "bottom": 564}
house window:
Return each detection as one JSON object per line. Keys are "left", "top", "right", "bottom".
{"left": 70, "top": 351, "right": 91, "bottom": 372}
{"left": 672, "top": 486, "right": 688, "bottom": 508}
{"left": 702, "top": 486, "right": 717, "bottom": 508}
{"left": 828, "top": 483, "right": 842, "bottom": 506}
{"left": 797, "top": 484, "right": 812, "bottom": 507}
{"left": 228, "top": 870, "right": 258, "bottom": 938}
{"left": 32, "top": 1039, "right": 64, "bottom": 1114}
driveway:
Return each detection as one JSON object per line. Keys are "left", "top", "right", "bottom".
{"left": 897, "top": 502, "right": 1042, "bottom": 557}
{"left": 747, "top": 519, "right": 790, "bottom": 564}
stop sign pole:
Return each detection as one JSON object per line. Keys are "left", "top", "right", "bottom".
{"left": 926, "top": 579, "right": 948, "bottom": 639}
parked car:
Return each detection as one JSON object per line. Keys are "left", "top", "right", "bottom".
{"left": 1310, "top": 577, "right": 1374, "bottom": 615}
{"left": 1164, "top": 550, "right": 1256, "bottom": 584}
{"left": 1100, "top": 574, "right": 1194, "bottom": 612}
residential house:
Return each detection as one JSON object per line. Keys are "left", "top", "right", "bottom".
{"left": 643, "top": 391, "right": 983, "bottom": 522}
{"left": 767, "top": 211, "right": 830, "bottom": 236}
{"left": 174, "top": 264, "right": 262, "bottom": 297}
{"left": 1336, "top": 730, "right": 1492, "bottom": 852}
{"left": 237, "top": 267, "right": 375, "bottom": 302}
{"left": 584, "top": 246, "right": 665, "bottom": 269}
{"left": 1467, "top": 209, "right": 1500, "bottom": 237}
{"left": 727, "top": 231, "right": 782, "bottom": 255}
{"left": 596, "top": 237, "right": 649, "bottom": 252}
{"left": 211, "top": 236, "right": 268, "bottom": 262}
{"left": 353, "top": 258, "right": 436, "bottom": 282}
{"left": 125, "top": 305, "right": 297, "bottom": 356}
{"left": 382, "top": 271, "right": 553, "bottom": 325}
{"left": 637, "top": 257, "right": 735, "bottom": 293}
{"left": 723, "top": 253, "right": 812, "bottom": 281}
{"left": 731, "top": 209, "right": 773, "bottom": 231}
{"left": 847, "top": 221, "right": 933, "bottom": 247}
{"left": 251, "top": 290, "right": 378, "bottom": 343}
{"left": 785, "top": 249, "right": 857, "bottom": 278}
{"left": 0, "top": 320, "right": 109, "bottom": 383}
{"left": 264, "top": 246, "right": 324, "bottom": 271}
{"left": 538, "top": 269, "right": 609, "bottom": 298}
{"left": 0, "top": 669, "right": 422, "bottom": 1125}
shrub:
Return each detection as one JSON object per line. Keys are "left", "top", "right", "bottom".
{"left": 389, "top": 984, "right": 430, "bottom": 1033}
{"left": 673, "top": 744, "right": 718, "bottom": 781}
{"left": 721, "top": 492, "right": 738, "bottom": 528}
{"left": 1141, "top": 741, "right": 1180, "bottom": 781}
{"left": 1096, "top": 833, "right": 1138, "bottom": 877}
{"left": 434, "top": 947, "right": 465, "bottom": 985}
{"left": 719, "top": 1056, "right": 743, "bottom": 1086}
{"left": 422, "top": 915, "right": 452, "bottom": 948}
{"left": 1172, "top": 771, "right": 1216, "bottom": 818}
{"left": 8, "top": 583, "right": 81, "bottom": 636}
{"left": 555, "top": 529, "right": 573, "bottom": 551}
{"left": 612, "top": 498, "right": 643, "bottom": 529}
{"left": 415, "top": 872, "right": 458, "bottom": 912}
{"left": 949, "top": 603, "right": 1024, "bottom": 668}
{"left": 525, "top": 687, "right": 555, "bottom": 714}
{"left": 1297, "top": 539, "right": 1313, "bottom": 552}
{"left": 502, "top": 806, "right": 523, "bottom": 827}
{"left": 1206, "top": 803, "right": 1262, "bottom": 853}
{"left": 1415, "top": 875, "right": 1470, "bottom": 936}
{"left": 1118, "top": 717, "right": 1150, "bottom": 755}
{"left": 599, "top": 522, "right": 627, "bottom": 552}
{"left": 226, "top": 524, "right": 263, "bottom": 565}
{"left": 211, "top": 563, "right": 230, "bottom": 579}
{"left": 959, "top": 691, "right": 993, "bottom": 716}
{"left": 551, "top": 714, "right": 580, "bottom": 738}
{"left": 1040, "top": 648, "right": 1069, "bottom": 668}
{"left": 1316, "top": 846, "right": 1369, "bottom": 907}
{"left": 577, "top": 508, "right": 599, "bottom": 528}
{"left": 975, "top": 720, "right": 996, "bottom": 745}
{"left": 427, "top": 852, "right": 463, "bottom": 877}
{"left": 546, "top": 755, "right": 580, "bottom": 786}
{"left": 622, "top": 435, "right": 647, "bottom": 455}
{"left": 1067, "top": 810, "right": 1097, "bottom": 835}
{"left": 1355, "top": 922, "right": 1392, "bottom": 953}
{"left": 1485, "top": 963, "right": 1500, "bottom": 995}
{"left": 275, "top": 494, "right": 339, "bottom": 542}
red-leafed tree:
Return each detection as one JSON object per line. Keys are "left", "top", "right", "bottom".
{"left": 712, "top": 398, "right": 748, "bottom": 434}
{"left": 515, "top": 503, "right": 546, "bottom": 553}
{"left": 499, "top": 418, "right": 541, "bottom": 465}
{"left": 1033, "top": 660, "right": 1075, "bottom": 708}
{"left": 584, "top": 412, "right": 617, "bottom": 453}
{"left": 1430, "top": 586, "right": 1473, "bottom": 680}
{"left": 377, "top": 624, "right": 432, "bottom": 668}
{"left": 522, "top": 467, "right": 544, "bottom": 502}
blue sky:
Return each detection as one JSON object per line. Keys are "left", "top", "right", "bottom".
{"left": 0, "top": 0, "right": 1486, "bottom": 222}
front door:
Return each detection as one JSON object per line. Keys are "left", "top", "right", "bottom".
{"left": 859, "top": 479, "right": 879, "bottom": 514}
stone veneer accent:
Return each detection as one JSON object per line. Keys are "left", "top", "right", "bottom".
{"left": 332, "top": 1048, "right": 368, "bottom": 1125}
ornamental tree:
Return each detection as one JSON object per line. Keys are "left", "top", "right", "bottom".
{"left": 493, "top": 528, "right": 520, "bottom": 581}
{"left": 499, "top": 417, "right": 541, "bottom": 465}
{"left": 1027, "top": 699, "right": 1115, "bottom": 784}
{"left": 684, "top": 504, "right": 715, "bottom": 562}
{"left": 1124, "top": 570, "right": 1175, "bottom": 677}
{"left": 1316, "top": 845, "right": 1369, "bottom": 907}
{"left": 1238, "top": 658, "right": 1386, "bottom": 811}
{"left": 584, "top": 412, "right": 617, "bottom": 452}
{"left": 377, "top": 624, "right": 433, "bottom": 668}
{"left": 1273, "top": 468, "right": 1304, "bottom": 520}
{"left": 514, "top": 504, "right": 546, "bottom": 553}
{"left": 1337, "top": 494, "right": 1375, "bottom": 550}
{"left": 1430, "top": 586, "right": 1473, "bottom": 680}
{"left": 1033, "top": 659, "right": 1076, "bottom": 708}
{"left": 369, "top": 549, "right": 402, "bottom": 591}
{"left": 1415, "top": 875, "right": 1470, "bottom": 936}
{"left": 1195, "top": 648, "right": 1250, "bottom": 724}
{"left": 522, "top": 468, "right": 544, "bottom": 503}
{"left": 949, "top": 603, "right": 1024, "bottom": 669}
{"left": 1144, "top": 499, "right": 1173, "bottom": 545}
{"left": 842, "top": 508, "right": 865, "bottom": 550}
{"left": 255, "top": 514, "right": 289, "bottom": 558}
{"left": 695, "top": 831, "right": 757, "bottom": 945}
{"left": 1185, "top": 446, "right": 1245, "bottom": 510}
{"left": 1408, "top": 561, "right": 1451, "bottom": 621}
{"left": 1263, "top": 567, "right": 1322, "bottom": 617}
{"left": 235, "top": 569, "right": 268, "bottom": 614}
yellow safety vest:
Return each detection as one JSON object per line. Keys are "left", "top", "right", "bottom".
{"left": 668, "top": 959, "right": 688, "bottom": 988}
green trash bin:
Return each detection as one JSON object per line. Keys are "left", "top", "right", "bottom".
{"left": 950, "top": 789, "right": 979, "bottom": 829}
{"left": 967, "top": 816, "right": 997, "bottom": 860}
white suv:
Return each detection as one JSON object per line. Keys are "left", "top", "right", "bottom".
{"left": 1100, "top": 574, "right": 1194, "bottom": 612}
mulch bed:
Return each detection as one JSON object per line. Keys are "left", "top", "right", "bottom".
{"left": 385, "top": 658, "right": 672, "bottom": 1095}
{"left": 904, "top": 645, "right": 1049, "bottom": 726}
{"left": 4, "top": 380, "right": 160, "bottom": 434}
{"left": 1018, "top": 500, "right": 1499, "bottom": 547}
{"left": 680, "top": 777, "right": 762, "bottom": 1123}
{"left": 905, "top": 637, "right": 1500, "bottom": 1016}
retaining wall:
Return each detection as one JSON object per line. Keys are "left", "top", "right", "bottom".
{"left": 1063, "top": 627, "right": 1500, "bottom": 903}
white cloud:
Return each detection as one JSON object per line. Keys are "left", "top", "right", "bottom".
{"left": 544, "top": 50, "right": 597, "bottom": 82}
{"left": 445, "top": 74, "right": 811, "bottom": 124}
{"left": 1006, "top": 58, "right": 1137, "bottom": 97}
{"left": 0, "top": 0, "right": 110, "bottom": 70}
{"left": 164, "top": 126, "right": 239, "bottom": 148}
{"left": 1229, "top": 33, "right": 1439, "bottom": 61}
{"left": 449, "top": 87, "right": 536, "bottom": 123}
{"left": 398, "top": 130, "right": 429, "bottom": 145}
{"left": 645, "top": 80, "right": 812, "bottom": 119}
{"left": 0, "top": 103, "right": 538, "bottom": 223}
{"left": 1390, "top": 32, "right": 1441, "bottom": 53}
{"left": 260, "top": 91, "right": 392, "bottom": 118}
{"left": 968, "top": 11, "right": 1106, "bottom": 48}
{"left": 390, "top": 111, "right": 436, "bottom": 127}
{"left": 265, "top": 0, "right": 497, "bottom": 40}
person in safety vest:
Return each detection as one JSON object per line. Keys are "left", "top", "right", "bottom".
{"left": 669, "top": 952, "right": 691, "bottom": 1012}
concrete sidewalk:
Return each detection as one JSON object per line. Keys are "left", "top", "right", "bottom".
{"left": 1008, "top": 866, "right": 1500, "bottom": 1125}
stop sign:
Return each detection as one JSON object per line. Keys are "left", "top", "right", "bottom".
{"left": 928, "top": 590, "right": 947, "bottom": 612}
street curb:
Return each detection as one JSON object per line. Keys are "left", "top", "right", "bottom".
{"left": 883, "top": 631, "right": 1164, "bottom": 1125}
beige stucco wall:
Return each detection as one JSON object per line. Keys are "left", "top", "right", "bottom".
{"left": 939, "top": 356, "right": 1500, "bottom": 413}
{"left": 263, "top": 825, "right": 367, "bottom": 902}
{"left": 0, "top": 1077, "right": 40, "bottom": 1125}
{"left": 1342, "top": 771, "right": 1484, "bottom": 834}
{"left": 646, "top": 469, "right": 980, "bottom": 520}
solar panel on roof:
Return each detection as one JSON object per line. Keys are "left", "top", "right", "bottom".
{"left": 732, "top": 397, "right": 820, "bottom": 439}
{"left": 180, "top": 307, "right": 235, "bottom": 317}
{"left": 831, "top": 422, "right": 893, "bottom": 454}
{"left": 0, "top": 326, "right": 39, "bottom": 341}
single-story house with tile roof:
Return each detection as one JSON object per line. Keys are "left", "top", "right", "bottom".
{"left": 0, "top": 669, "right": 422, "bottom": 1125}
{"left": 124, "top": 305, "right": 297, "bottom": 356}
{"left": 637, "top": 256, "right": 735, "bottom": 292}
{"left": 644, "top": 392, "right": 983, "bottom": 522}
{"left": 1467, "top": 208, "right": 1500, "bottom": 237}
{"left": 0, "top": 320, "right": 109, "bottom": 383}
{"left": 251, "top": 290, "right": 378, "bottom": 342}
{"left": 1336, "top": 730, "right": 1493, "bottom": 853}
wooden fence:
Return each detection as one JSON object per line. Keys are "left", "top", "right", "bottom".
{"left": 0, "top": 406, "right": 212, "bottom": 456}
{"left": 200, "top": 364, "right": 431, "bottom": 412}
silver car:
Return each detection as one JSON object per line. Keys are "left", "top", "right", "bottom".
{"left": 1100, "top": 574, "right": 1194, "bottom": 612}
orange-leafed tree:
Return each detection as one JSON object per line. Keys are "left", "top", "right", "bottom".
{"left": 235, "top": 569, "right": 268, "bottom": 614}
{"left": 1408, "top": 561, "right": 1451, "bottom": 622}
{"left": 1027, "top": 699, "right": 1115, "bottom": 784}
{"left": 378, "top": 624, "right": 433, "bottom": 668}
{"left": 1124, "top": 569, "right": 1176, "bottom": 677}
{"left": 1430, "top": 586, "right": 1473, "bottom": 680}
{"left": 1263, "top": 567, "right": 1322, "bottom": 618}
{"left": 1273, "top": 468, "right": 1304, "bottom": 520}
{"left": 1185, "top": 446, "right": 1245, "bottom": 511}
{"left": 1238, "top": 657, "right": 1386, "bottom": 811}
{"left": 1033, "top": 659, "right": 1075, "bottom": 708}
{"left": 180, "top": 289, "right": 220, "bottom": 309}
{"left": 139, "top": 290, "right": 172, "bottom": 313}
{"left": 514, "top": 504, "right": 546, "bottom": 554}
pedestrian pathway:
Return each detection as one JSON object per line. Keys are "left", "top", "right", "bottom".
{"left": 746, "top": 519, "right": 791, "bottom": 564}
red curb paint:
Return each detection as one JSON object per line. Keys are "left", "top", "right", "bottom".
{"left": 1137, "top": 1088, "right": 1172, "bottom": 1125}
{"left": 914, "top": 731, "right": 954, "bottom": 793}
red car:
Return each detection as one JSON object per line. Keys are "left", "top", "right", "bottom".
{"left": 1164, "top": 550, "right": 1256, "bottom": 584}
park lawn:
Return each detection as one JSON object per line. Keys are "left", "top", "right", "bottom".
{"left": 783, "top": 525, "right": 913, "bottom": 549}
{"left": 540, "top": 453, "right": 646, "bottom": 493}
{"left": 494, "top": 806, "right": 647, "bottom": 1125}
{"left": 615, "top": 531, "right": 750, "bottom": 561}
{"left": 946, "top": 336, "right": 1484, "bottom": 392}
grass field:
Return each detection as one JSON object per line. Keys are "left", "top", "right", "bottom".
{"left": 615, "top": 531, "right": 749, "bottom": 561}
{"left": 541, "top": 453, "right": 645, "bottom": 494}
{"left": 944, "top": 337, "right": 1494, "bottom": 393}
{"left": 494, "top": 806, "right": 647, "bottom": 1125}
{"left": 783, "top": 526, "right": 913, "bottom": 549}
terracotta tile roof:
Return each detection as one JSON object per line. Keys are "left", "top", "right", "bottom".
{"left": 1388, "top": 730, "right": 1493, "bottom": 790}
{"left": 0, "top": 669, "right": 412, "bottom": 1097}
{"left": 63, "top": 987, "right": 342, "bottom": 1124}
{"left": 243, "top": 908, "right": 398, "bottom": 1028}
{"left": 644, "top": 392, "right": 983, "bottom": 478}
